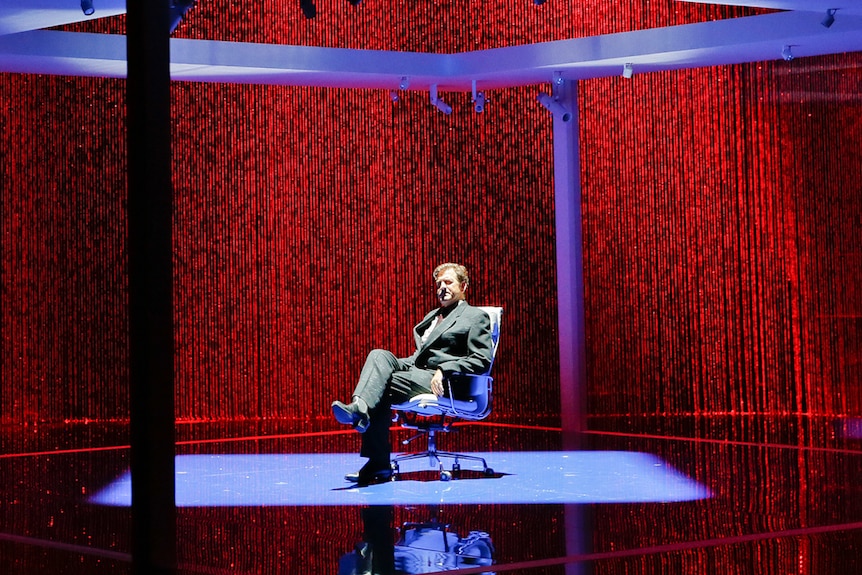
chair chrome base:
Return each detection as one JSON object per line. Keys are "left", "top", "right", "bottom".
{"left": 390, "top": 426, "right": 494, "bottom": 481}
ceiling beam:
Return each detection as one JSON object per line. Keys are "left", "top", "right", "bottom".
{"left": 0, "top": 11, "right": 860, "bottom": 91}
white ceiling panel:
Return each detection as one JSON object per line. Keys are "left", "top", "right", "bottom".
{"left": 0, "top": 3, "right": 859, "bottom": 92}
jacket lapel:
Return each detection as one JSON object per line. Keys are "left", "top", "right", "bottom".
{"left": 416, "top": 302, "right": 466, "bottom": 351}
{"left": 413, "top": 309, "right": 437, "bottom": 349}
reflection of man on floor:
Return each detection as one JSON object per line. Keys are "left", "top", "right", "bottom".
{"left": 332, "top": 262, "right": 494, "bottom": 484}
{"left": 337, "top": 506, "right": 394, "bottom": 575}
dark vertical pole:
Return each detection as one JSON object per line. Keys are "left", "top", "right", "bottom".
{"left": 126, "top": 2, "right": 176, "bottom": 574}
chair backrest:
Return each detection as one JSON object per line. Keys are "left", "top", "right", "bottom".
{"left": 477, "top": 306, "right": 503, "bottom": 372}
{"left": 393, "top": 306, "right": 502, "bottom": 418}
{"left": 450, "top": 305, "right": 502, "bottom": 403}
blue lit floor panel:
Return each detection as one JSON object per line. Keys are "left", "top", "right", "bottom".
{"left": 90, "top": 450, "right": 709, "bottom": 507}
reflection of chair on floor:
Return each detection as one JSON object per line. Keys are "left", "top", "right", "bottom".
{"left": 390, "top": 306, "right": 503, "bottom": 481}
{"left": 338, "top": 509, "right": 495, "bottom": 575}
{"left": 395, "top": 517, "right": 495, "bottom": 573}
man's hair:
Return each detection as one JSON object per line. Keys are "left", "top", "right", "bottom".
{"left": 433, "top": 262, "right": 469, "bottom": 288}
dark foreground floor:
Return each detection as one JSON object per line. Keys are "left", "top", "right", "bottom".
{"left": 1, "top": 416, "right": 861, "bottom": 574}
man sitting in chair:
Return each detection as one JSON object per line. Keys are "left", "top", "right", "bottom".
{"left": 332, "top": 262, "right": 494, "bottom": 485}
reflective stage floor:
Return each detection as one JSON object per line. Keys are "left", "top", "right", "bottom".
{"left": 2, "top": 417, "right": 861, "bottom": 574}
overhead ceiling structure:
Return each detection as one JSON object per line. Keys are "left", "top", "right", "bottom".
{"left": 0, "top": 1, "right": 860, "bottom": 92}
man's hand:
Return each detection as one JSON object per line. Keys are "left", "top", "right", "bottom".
{"left": 430, "top": 369, "right": 446, "bottom": 397}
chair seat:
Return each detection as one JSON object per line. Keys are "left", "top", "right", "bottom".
{"left": 392, "top": 393, "right": 481, "bottom": 416}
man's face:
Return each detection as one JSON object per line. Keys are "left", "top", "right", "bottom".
{"left": 435, "top": 268, "right": 466, "bottom": 308}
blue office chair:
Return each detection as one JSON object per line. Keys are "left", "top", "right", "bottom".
{"left": 390, "top": 306, "right": 502, "bottom": 481}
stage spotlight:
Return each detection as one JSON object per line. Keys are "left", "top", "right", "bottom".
{"left": 537, "top": 93, "right": 572, "bottom": 122}
{"left": 399, "top": 76, "right": 410, "bottom": 90}
{"left": 433, "top": 99, "right": 452, "bottom": 115}
{"left": 781, "top": 45, "right": 794, "bottom": 61}
{"left": 473, "top": 92, "right": 486, "bottom": 113}
{"left": 822, "top": 8, "right": 836, "bottom": 28}
{"left": 81, "top": 0, "right": 95, "bottom": 15}
{"left": 430, "top": 85, "right": 452, "bottom": 115}
{"left": 622, "top": 63, "right": 634, "bottom": 79}
{"left": 389, "top": 90, "right": 399, "bottom": 102}
{"left": 471, "top": 80, "right": 486, "bottom": 113}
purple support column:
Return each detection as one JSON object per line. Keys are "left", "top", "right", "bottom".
{"left": 552, "top": 79, "right": 591, "bottom": 575}
{"left": 553, "top": 79, "right": 587, "bottom": 440}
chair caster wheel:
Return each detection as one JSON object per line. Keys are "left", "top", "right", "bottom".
{"left": 483, "top": 468, "right": 495, "bottom": 477}
{"left": 440, "top": 470, "right": 452, "bottom": 481}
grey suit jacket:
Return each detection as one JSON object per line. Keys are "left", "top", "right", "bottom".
{"left": 405, "top": 301, "right": 493, "bottom": 377}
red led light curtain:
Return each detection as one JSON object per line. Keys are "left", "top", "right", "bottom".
{"left": 2, "top": 75, "right": 129, "bottom": 424}
{"left": 168, "top": 82, "right": 558, "bottom": 422}
{"left": 582, "top": 59, "right": 862, "bottom": 434}
{"left": 2, "top": 2, "right": 860, "bottom": 436}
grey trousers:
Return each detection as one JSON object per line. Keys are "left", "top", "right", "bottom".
{"left": 352, "top": 349, "right": 434, "bottom": 463}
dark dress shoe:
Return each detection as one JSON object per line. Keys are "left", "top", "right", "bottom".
{"left": 345, "top": 460, "right": 393, "bottom": 484}
{"left": 332, "top": 400, "right": 370, "bottom": 433}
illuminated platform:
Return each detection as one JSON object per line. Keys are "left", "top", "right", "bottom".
{"left": 2, "top": 420, "right": 861, "bottom": 574}
{"left": 90, "top": 451, "right": 710, "bottom": 507}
